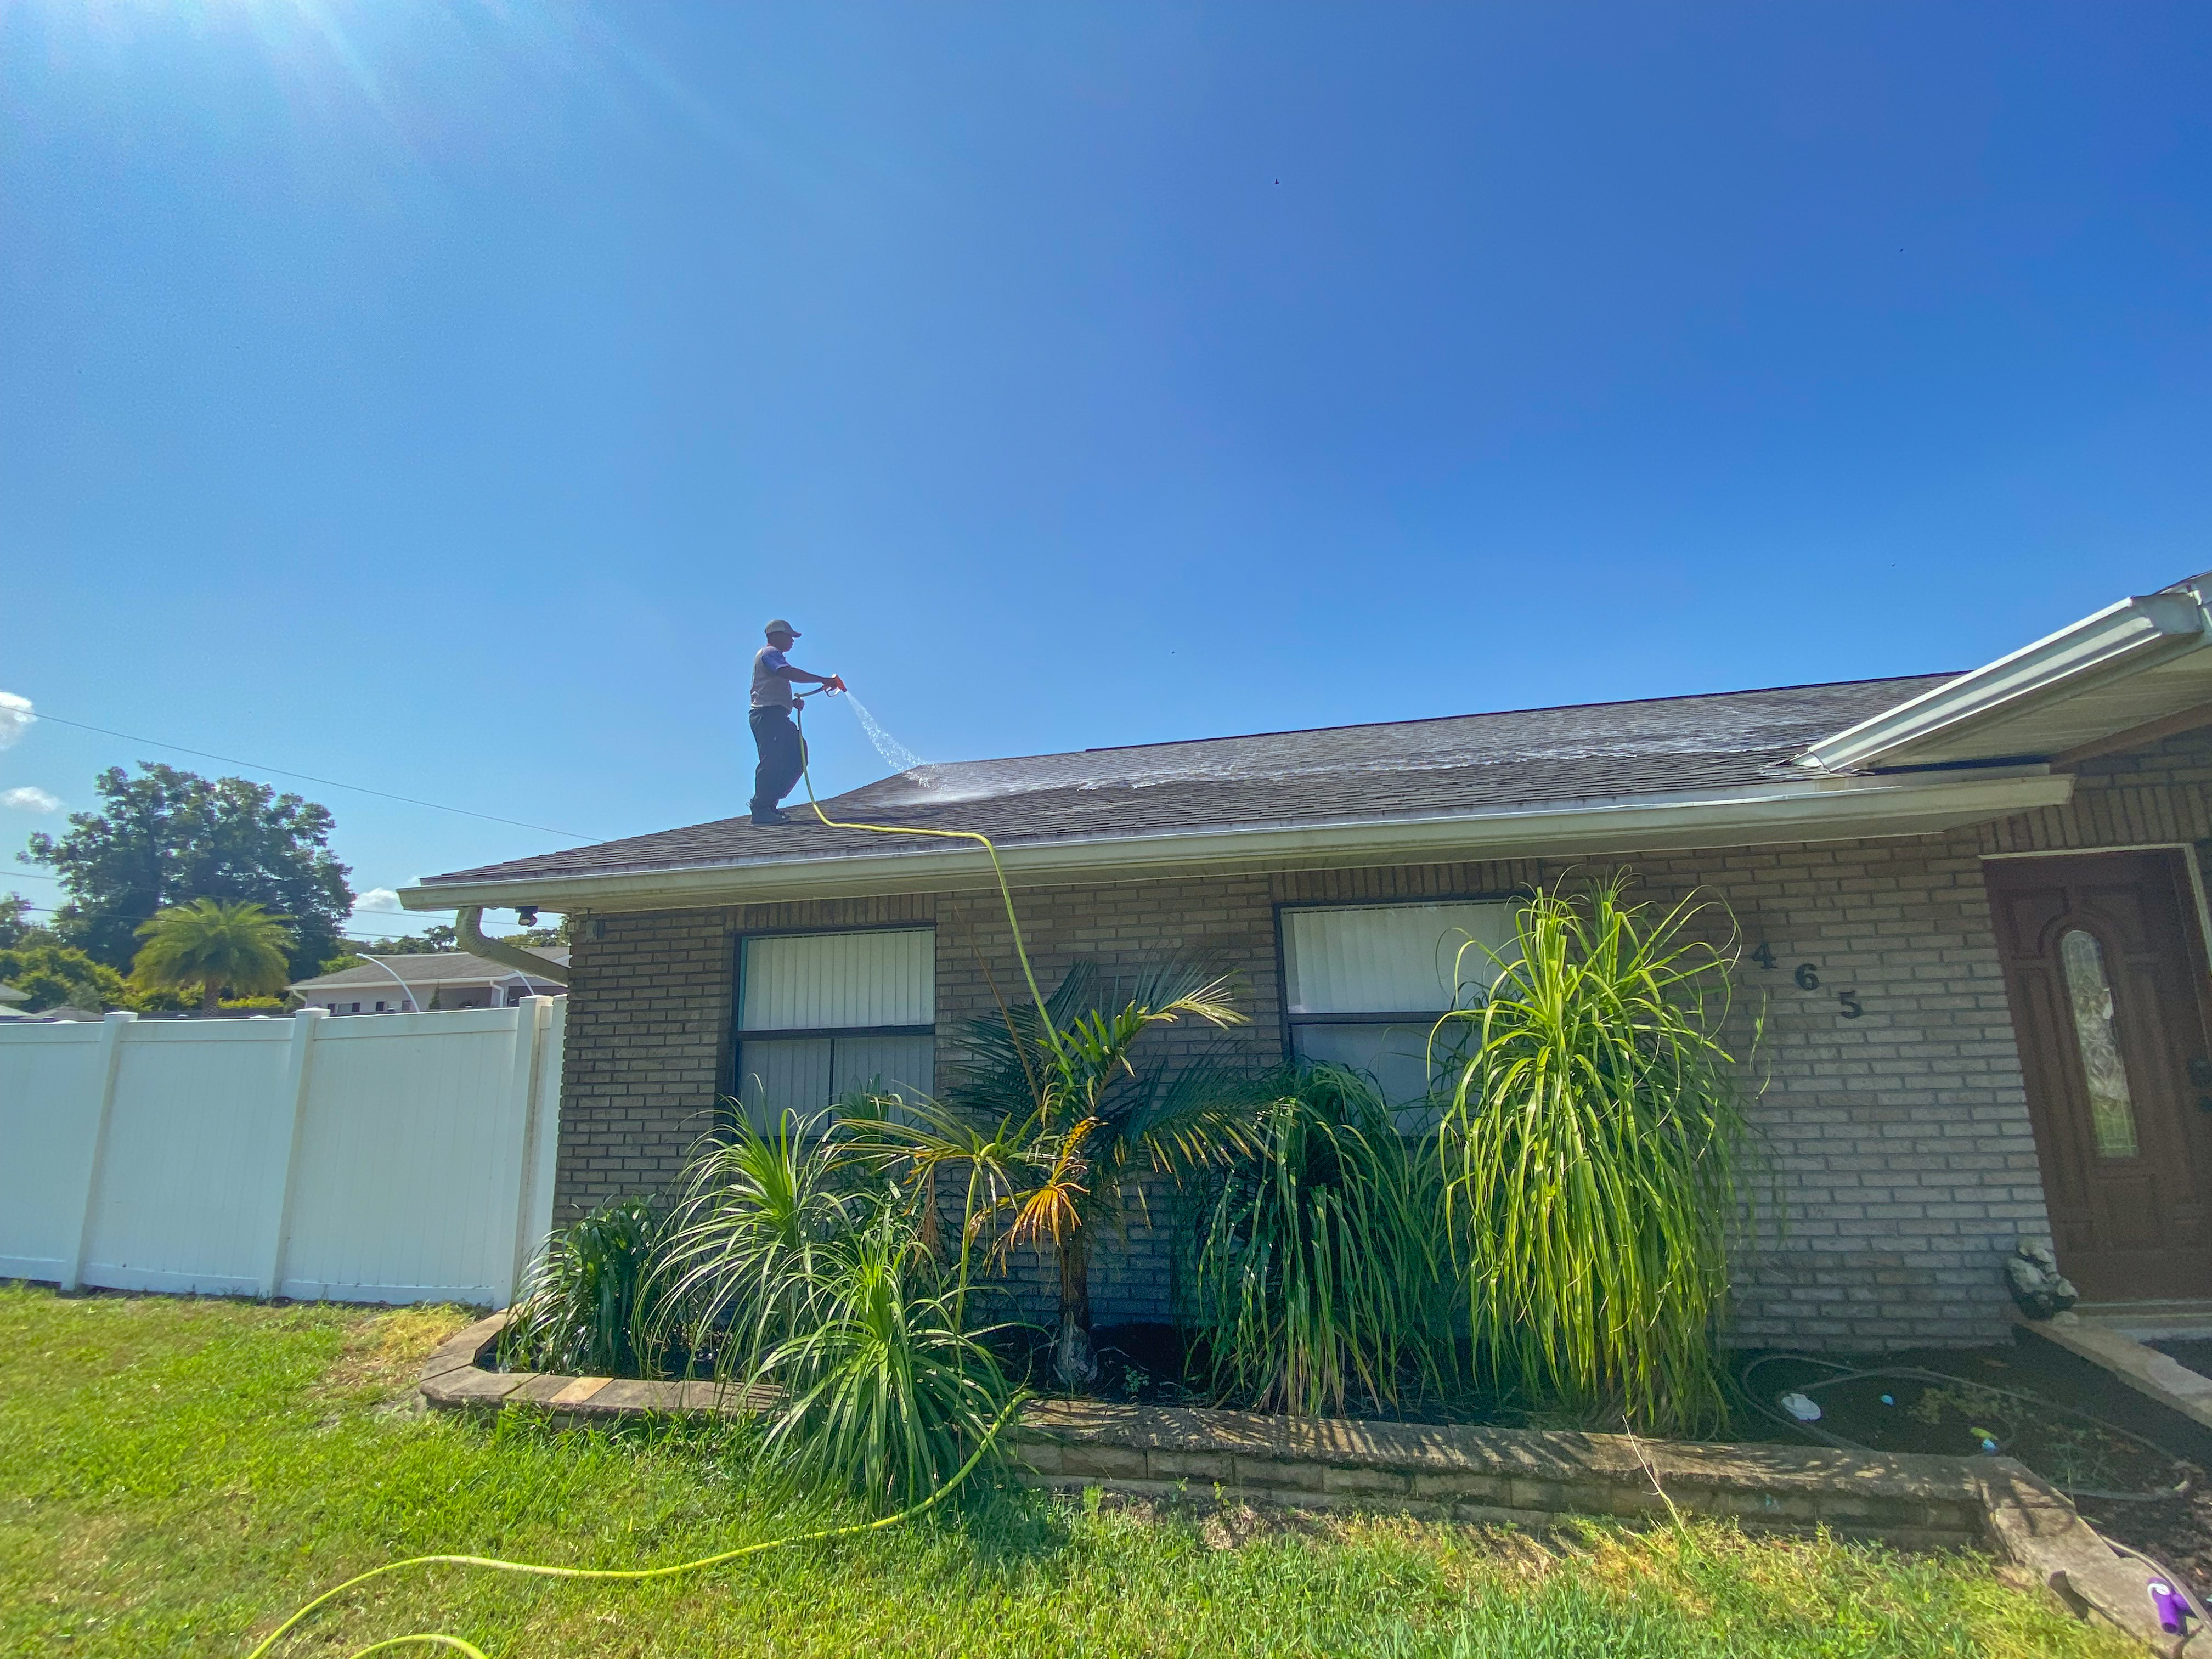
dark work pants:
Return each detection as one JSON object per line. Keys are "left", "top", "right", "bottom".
{"left": 749, "top": 706, "right": 804, "bottom": 817}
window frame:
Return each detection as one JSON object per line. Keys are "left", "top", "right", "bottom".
{"left": 1270, "top": 891, "right": 1528, "bottom": 1085}
{"left": 726, "top": 921, "right": 937, "bottom": 1132}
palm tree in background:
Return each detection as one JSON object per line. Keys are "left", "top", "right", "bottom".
{"left": 132, "top": 898, "right": 294, "bottom": 1014}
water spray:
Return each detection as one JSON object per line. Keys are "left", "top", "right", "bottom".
{"left": 790, "top": 690, "right": 1063, "bottom": 1062}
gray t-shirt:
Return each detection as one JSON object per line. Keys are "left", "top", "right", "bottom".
{"left": 751, "top": 646, "right": 793, "bottom": 709}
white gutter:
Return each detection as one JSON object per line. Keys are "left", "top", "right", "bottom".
{"left": 398, "top": 768, "right": 2073, "bottom": 915}
{"left": 1799, "top": 582, "right": 2212, "bottom": 773}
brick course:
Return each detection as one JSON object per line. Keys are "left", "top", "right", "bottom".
{"left": 551, "top": 726, "right": 2212, "bottom": 1349}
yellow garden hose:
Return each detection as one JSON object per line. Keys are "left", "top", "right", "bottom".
{"left": 246, "top": 699, "right": 1042, "bottom": 1658}
{"left": 244, "top": 1396, "right": 1020, "bottom": 1658}
{"left": 793, "top": 699, "right": 1068, "bottom": 1060}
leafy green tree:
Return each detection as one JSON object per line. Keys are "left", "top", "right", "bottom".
{"left": 0, "top": 893, "right": 54, "bottom": 950}
{"left": 0, "top": 941, "right": 126, "bottom": 1012}
{"left": 24, "top": 764, "right": 352, "bottom": 976}
{"left": 348, "top": 923, "right": 456, "bottom": 955}
{"left": 132, "top": 898, "right": 296, "bottom": 1015}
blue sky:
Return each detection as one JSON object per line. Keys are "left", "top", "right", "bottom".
{"left": 3, "top": 2, "right": 2208, "bottom": 935}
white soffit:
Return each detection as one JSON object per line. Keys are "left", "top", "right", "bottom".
{"left": 1801, "top": 577, "right": 2212, "bottom": 772}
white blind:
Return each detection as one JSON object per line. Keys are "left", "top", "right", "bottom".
{"left": 736, "top": 1033, "right": 935, "bottom": 1128}
{"left": 738, "top": 929, "right": 934, "bottom": 1031}
{"left": 1283, "top": 902, "right": 1516, "bottom": 1014}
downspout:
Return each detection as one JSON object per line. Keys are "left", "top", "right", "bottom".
{"left": 455, "top": 905, "right": 571, "bottom": 987}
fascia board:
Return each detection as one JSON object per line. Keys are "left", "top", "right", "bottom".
{"left": 398, "top": 770, "right": 2073, "bottom": 914}
{"left": 1801, "top": 592, "right": 2209, "bottom": 772}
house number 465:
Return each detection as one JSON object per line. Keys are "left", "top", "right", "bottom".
{"left": 1749, "top": 944, "right": 1863, "bottom": 1018}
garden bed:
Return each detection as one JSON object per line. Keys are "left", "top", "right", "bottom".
{"left": 422, "top": 1312, "right": 2194, "bottom": 1655}
{"left": 9, "top": 1286, "right": 2157, "bottom": 1659}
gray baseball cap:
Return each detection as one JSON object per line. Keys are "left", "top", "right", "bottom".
{"left": 764, "top": 619, "right": 800, "bottom": 638}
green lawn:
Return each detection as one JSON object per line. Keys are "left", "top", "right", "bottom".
{"left": 0, "top": 1285, "right": 2138, "bottom": 1659}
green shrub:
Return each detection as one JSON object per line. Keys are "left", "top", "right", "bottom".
{"left": 500, "top": 1195, "right": 668, "bottom": 1377}
{"left": 641, "top": 1112, "right": 858, "bottom": 1380}
{"left": 0, "top": 941, "right": 125, "bottom": 1012}
{"left": 1179, "top": 1064, "right": 1450, "bottom": 1417}
{"left": 612, "top": 1115, "right": 1018, "bottom": 1513}
{"left": 752, "top": 1194, "right": 1013, "bottom": 1513}
{"left": 1436, "top": 875, "right": 1755, "bottom": 1436}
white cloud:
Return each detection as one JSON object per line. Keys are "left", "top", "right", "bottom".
{"left": 0, "top": 692, "right": 32, "bottom": 751}
{"left": 1, "top": 785, "right": 59, "bottom": 812}
{"left": 354, "top": 888, "right": 403, "bottom": 912}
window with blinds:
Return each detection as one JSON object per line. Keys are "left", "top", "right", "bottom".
{"left": 733, "top": 928, "right": 934, "bottom": 1129}
{"left": 1280, "top": 900, "right": 1517, "bottom": 1107}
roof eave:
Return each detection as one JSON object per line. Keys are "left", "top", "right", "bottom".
{"left": 1798, "top": 584, "right": 2212, "bottom": 772}
{"left": 397, "top": 769, "right": 2073, "bottom": 915}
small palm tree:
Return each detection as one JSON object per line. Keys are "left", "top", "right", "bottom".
{"left": 132, "top": 898, "right": 295, "bottom": 1014}
{"left": 843, "top": 956, "right": 1255, "bottom": 1389}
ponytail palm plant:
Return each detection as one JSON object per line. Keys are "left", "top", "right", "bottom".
{"left": 1435, "top": 876, "right": 1756, "bottom": 1436}
{"left": 131, "top": 897, "right": 294, "bottom": 1014}
{"left": 841, "top": 956, "right": 1255, "bottom": 1390}
{"left": 1181, "top": 1064, "right": 1451, "bottom": 1417}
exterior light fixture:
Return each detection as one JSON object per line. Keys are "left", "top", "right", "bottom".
{"left": 517, "top": 906, "right": 539, "bottom": 926}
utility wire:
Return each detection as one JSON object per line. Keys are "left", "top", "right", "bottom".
{"left": 3, "top": 899, "right": 477, "bottom": 929}
{"left": 14, "top": 708, "right": 605, "bottom": 843}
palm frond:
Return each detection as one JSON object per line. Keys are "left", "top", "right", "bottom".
{"left": 501, "top": 1195, "right": 668, "bottom": 1377}
{"left": 636, "top": 1110, "right": 859, "bottom": 1380}
{"left": 1179, "top": 1065, "right": 1451, "bottom": 1417}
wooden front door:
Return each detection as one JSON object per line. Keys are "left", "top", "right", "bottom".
{"left": 1986, "top": 851, "right": 2212, "bottom": 1301}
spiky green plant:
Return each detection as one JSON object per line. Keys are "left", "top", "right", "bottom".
{"left": 499, "top": 1195, "right": 667, "bottom": 1377}
{"left": 751, "top": 1195, "right": 1014, "bottom": 1513}
{"left": 1180, "top": 1064, "right": 1451, "bottom": 1417}
{"left": 838, "top": 955, "right": 1256, "bottom": 1390}
{"left": 638, "top": 1111, "right": 859, "bottom": 1379}
{"left": 1436, "top": 875, "right": 1755, "bottom": 1436}
{"left": 131, "top": 897, "right": 294, "bottom": 1014}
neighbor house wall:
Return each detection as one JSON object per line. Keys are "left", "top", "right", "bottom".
{"left": 551, "top": 725, "right": 2212, "bottom": 1350}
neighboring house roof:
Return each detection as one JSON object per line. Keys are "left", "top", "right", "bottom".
{"left": 290, "top": 950, "right": 570, "bottom": 995}
{"left": 0, "top": 981, "right": 26, "bottom": 1005}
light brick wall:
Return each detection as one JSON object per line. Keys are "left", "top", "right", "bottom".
{"left": 552, "top": 726, "right": 2212, "bottom": 1350}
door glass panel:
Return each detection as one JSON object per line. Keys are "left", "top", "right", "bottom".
{"left": 2059, "top": 929, "right": 2141, "bottom": 1160}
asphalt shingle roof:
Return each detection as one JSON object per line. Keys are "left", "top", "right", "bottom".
{"left": 421, "top": 675, "right": 1956, "bottom": 889}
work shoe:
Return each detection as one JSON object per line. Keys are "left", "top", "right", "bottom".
{"left": 751, "top": 809, "right": 794, "bottom": 826}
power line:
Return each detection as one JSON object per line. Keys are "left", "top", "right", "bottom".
{"left": 1, "top": 901, "right": 544, "bottom": 931}
{"left": 13, "top": 708, "right": 606, "bottom": 843}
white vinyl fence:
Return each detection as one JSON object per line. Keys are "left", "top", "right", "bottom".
{"left": 0, "top": 1000, "right": 563, "bottom": 1307}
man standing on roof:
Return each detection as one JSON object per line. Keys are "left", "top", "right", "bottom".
{"left": 749, "top": 619, "right": 844, "bottom": 826}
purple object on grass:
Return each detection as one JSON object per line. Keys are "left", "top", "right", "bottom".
{"left": 2148, "top": 1579, "right": 2189, "bottom": 1635}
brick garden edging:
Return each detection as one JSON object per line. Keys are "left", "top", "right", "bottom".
{"left": 421, "top": 1314, "right": 2194, "bottom": 1657}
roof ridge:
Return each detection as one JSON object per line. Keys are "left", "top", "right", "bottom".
{"left": 950, "top": 671, "right": 1961, "bottom": 766}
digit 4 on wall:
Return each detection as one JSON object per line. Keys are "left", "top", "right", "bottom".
{"left": 1747, "top": 943, "right": 1864, "bottom": 1019}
